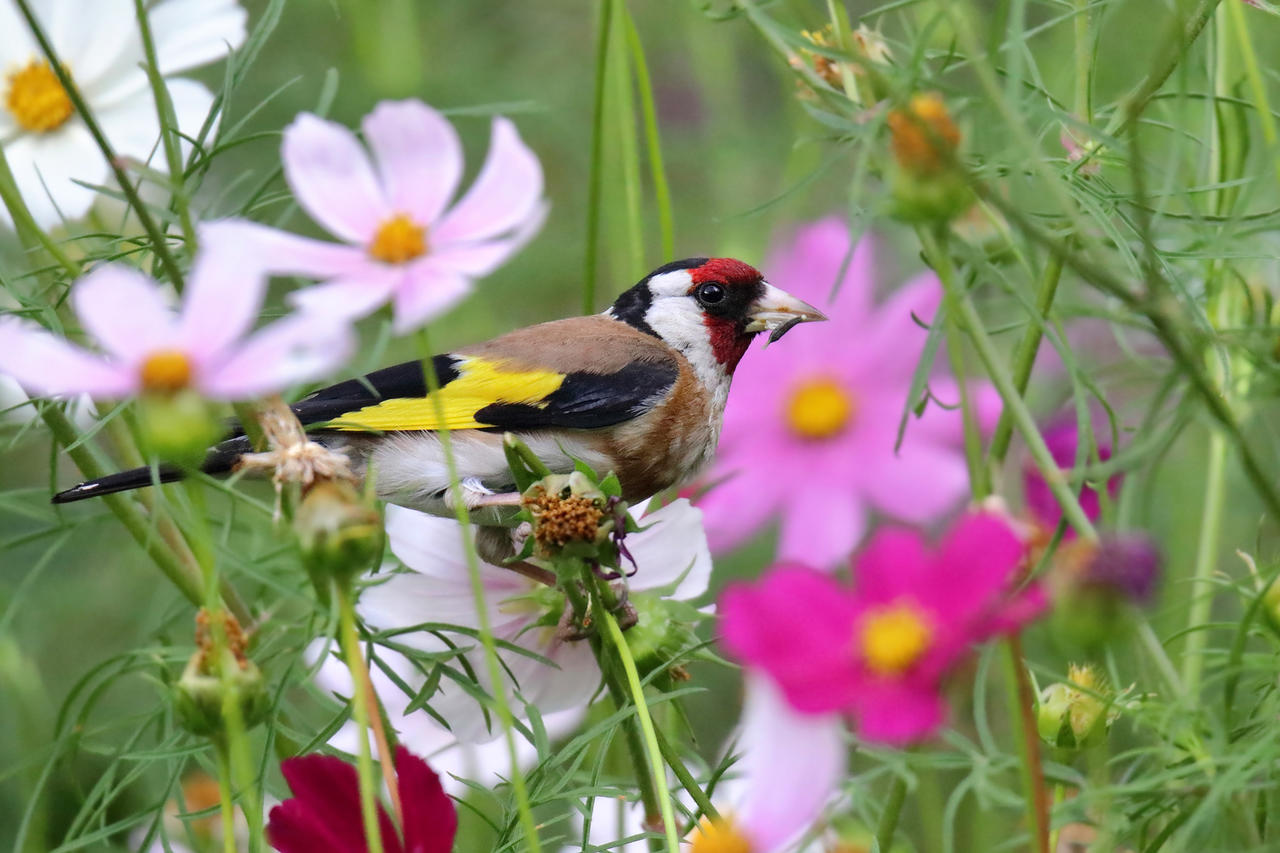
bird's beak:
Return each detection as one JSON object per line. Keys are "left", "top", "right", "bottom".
{"left": 743, "top": 283, "right": 829, "bottom": 343}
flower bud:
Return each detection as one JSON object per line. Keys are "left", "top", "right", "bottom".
{"left": 294, "top": 479, "right": 384, "bottom": 592}
{"left": 522, "top": 471, "right": 616, "bottom": 560}
{"left": 136, "top": 389, "right": 223, "bottom": 470}
{"left": 1261, "top": 576, "right": 1280, "bottom": 639}
{"left": 174, "top": 610, "right": 269, "bottom": 737}
{"left": 1036, "top": 663, "right": 1113, "bottom": 752}
{"left": 888, "top": 93, "right": 960, "bottom": 175}
{"left": 1049, "top": 533, "right": 1161, "bottom": 650}
{"left": 624, "top": 592, "right": 702, "bottom": 686}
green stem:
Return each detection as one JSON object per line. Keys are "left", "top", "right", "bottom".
{"left": 1225, "top": 0, "right": 1280, "bottom": 186}
{"left": 622, "top": 7, "right": 674, "bottom": 261}
{"left": 598, "top": 601, "right": 681, "bottom": 851}
{"left": 609, "top": 7, "right": 644, "bottom": 276}
{"left": 941, "top": 293, "right": 988, "bottom": 497}
{"left": 875, "top": 774, "right": 909, "bottom": 852}
{"left": 582, "top": 0, "right": 615, "bottom": 313}
{"left": 1180, "top": 429, "right": 1227, "bottom": 694}
{"left": 214, "top": 739, "right": 238, "bottom": 853}
{"left": 653, "top": 726, "right": 720, "bottom": 823}
{"left": 13, "top": 0, "right": 186, "bottom": 287}
{"left": 1072, "top": 0, "right": 1091, "bottom": 121}
{"left": 987, "top": 253, "right": 1064, "bottom": 467}
{"left": 414, "top": 330, "right": 543, "bottom": 853}
{"left": 1003, "top": 637, "right": 1050, "bottom": 853}
{"left": 1047, "top": 783, "right": 1067, "bottom": 853}
{"left": 337, "top": 582, "right": 386, "bottom": 853}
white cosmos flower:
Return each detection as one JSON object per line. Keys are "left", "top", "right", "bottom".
{"left": 0, "top": 0, "right": 246, "bottom": 228}
{"left": 348, "top": 498, "right": 713, "bottom": 744}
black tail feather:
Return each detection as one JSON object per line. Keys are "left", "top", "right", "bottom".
{"left": 51, "top": 435, "right": 254, "bottom": 504}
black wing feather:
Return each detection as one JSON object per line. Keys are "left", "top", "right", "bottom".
{"left": 473, "top": 361, "right": 679, "bottom": 431}
{"left": 288, "top": 355, "right": 461, "bottom": 427}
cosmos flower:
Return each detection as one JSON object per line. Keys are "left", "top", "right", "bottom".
{"left": 352, "top": 498, "right": 711, "bottom": 743}
{"left": 1023, "top": 417, "right": 1120, "bottom": 534}
{"left": 267, "top": 746, "right": 456, "bottom": 853}
{"left": 0, "top": 0, "right": 245, "bottom": 228}
{"left": 698, "top": 218, "right": 998, "bottom": 569}
{"left": 207, "top": 99, "right": 546, "bottom": 334}
{"left": 0, "top": 233, "right": 352, "bottom": 400}
{"left": 719, "top": 512, "right": 1044, "bottom": 745}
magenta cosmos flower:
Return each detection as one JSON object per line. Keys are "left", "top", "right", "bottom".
{"left": 209, "top": 99, "right": 546, "bottom": 334}
{"left": 1024, "top": 418, "right": 1120, "bottom": 534}
{"left": 267, "top": 746, "right": 456, "bottom": 853}
{"left": 719, "top": 512, "right": 1044, "bottom": 745}
{"left": 0, "top": 236, "right": 351, "bottom": 399}
{"left": 698, "top": 217, "right": 997, "bottom": 569}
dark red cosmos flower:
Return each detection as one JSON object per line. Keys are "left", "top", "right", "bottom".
{"left": 267, "top": 745, "right": 457, "bottom": 853}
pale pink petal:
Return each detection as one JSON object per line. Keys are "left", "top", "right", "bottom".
{"left": 504, "top": 639, "right": 601, "bottom": 718}
{"left": 433, "top": 118, "right": 543, "bottom": 244}
{"left": 848, "top": 271, "right": 942, "bottom": 383}
{"left": 179, "top": 237, "right": 269, "bottom": 362}
{"left": 776, "top": 486, "right": 866, "bottom": 570}
{"left": 429, "top": 199, "right": 548, "bottom": 277}
{"left": 72, "top": 264, "right": 180, "bottom": 363}
{"left": 627, "top": 498, "right": 712, "bottom": 600}
{"left": 202, "top": 219, "right": 376, "bottom": 280}
{"left": 861, "top": 441, "right": 971, "bottom": 523}
{"left": 288, "top": 276, "right": 400, "bottom": 323}
{"left": 282, "top": 114, "right": 390, "bottom": 243}
{"left": 0, "top": 319, "right": 134, "bottom": 397}
{"left": 362, "top": 100, "right": 463, "bottom": 226}
{"left": 697, "top": 464, "right": 784, "bottom": 556}
{"left": 735, "top": 676, "right": 844, "bottom": 851}
{"left": 391, "top": 265, "right": 472, "bottom": 334}
{"left": 199, "top": 315, "right": 353, "bottom": 399}
{"left": 766, "top": 218, "right": 874, "bottom": 324}
{"left": 852, "top": 680, "right": 948, "bottom": 746}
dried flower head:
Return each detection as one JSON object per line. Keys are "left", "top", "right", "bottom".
{"left": 522, "top": 471, "right": 613, "bottom": 557}
{"left": 234, "top": 397, "right": 355, "bottom": 490}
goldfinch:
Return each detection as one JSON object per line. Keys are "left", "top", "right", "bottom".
{"left": 52, "top": 257, "right": 825, "bottom": 519}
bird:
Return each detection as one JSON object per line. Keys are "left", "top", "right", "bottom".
{"left": 51, "top": 257, "right": 826, "bottom": 524}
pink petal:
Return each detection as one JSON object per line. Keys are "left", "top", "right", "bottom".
{"left": 927, "top": 512, "right": 1027, "bottom": 623}
{"left": 271, "top": 754, "right": 401, "bottom": 853}
{"left": 764, "top": 218, "right": 875, "bottom": 325}
{"left": 735, "top": 676, "right": 845, "bottom": 851}
{"left": 0, "top": 318, "right": 134, "bottom": 397}
{"left": 179, "top": 236, "right": 269, "bottom": 362}
{"left": 697, "top": 463, "right": 784, "bottom": 557}
{"left": 433, "top": 118, "right": 543, "bottom": 244}
{"left": 201, "top": 219, "right": 374, "bottom": 280}
{"left": 776, "top": 486, "right": 866, "bottom": 570}
{"left": 848, "top": 271, "right": 942, "bottom": 384}
{"left": 288, "top": 275, "right": 401, "bottom": 323}
{"left": 282, "top": 113, "right": 390, "bottom": 244}
{"left": 395, "top": 746, "right": 458, "bottom": 853}
{"left": 851, "top": 526, "right": 933, "bottom": 604}
{"left": 860, "top": 440, "right": 971, "bottom": 523}
{"left": 391, "top": 265, "right": 472, "bottom": 334}
{"left": 72, "top": 263, "right": 180, "bottom": 363}
{"left": 851, "top": 680, "right": 948, "bottom": 746}
{"left": 362, "top": 100, "right": 463, "bottom": 227}
{"left": 429, "top": 199, "right": 548, "bottom": 277}
{"left": 200, "top": 315, "right": 353, "bottom": 399}
{"left": 718, "top": 566, "right": 861, "bottom": 715}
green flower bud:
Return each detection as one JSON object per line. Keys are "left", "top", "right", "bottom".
{"left": 624, "top": 593, "right": 701, "bottom": 685}
{"left": 1036, "top": 663, "right": 1113, "bottom": 753}
{"left": 137, "top": 389, "right": 223, "bottom": 470}
{"left": 173, "top": 610, "right": 268, "bottom": 738}
{"left": 294, "top": 479, "right": 384, "bottom": 593}
{"left": 1261, "top": 576, "right": 1280, "bottom": 639}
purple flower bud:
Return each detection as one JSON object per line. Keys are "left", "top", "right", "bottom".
{"left": 1081, "top": 534, "right": 1162, "bottom": 604}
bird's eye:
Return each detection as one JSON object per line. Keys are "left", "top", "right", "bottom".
{"left": 696, "top": 282, "right": 726, "bottom": 306}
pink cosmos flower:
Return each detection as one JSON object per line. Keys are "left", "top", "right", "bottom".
{"left": 267, "top": 746, "right": 456, "bottom": 853}
{"left": 698, "top": 218, "right": 998, "bottom": 569}
{"left": 1023, "top": 418, "right": 1120, "bottom": 534}
{"left": 718, "top": 512, "right": 1044, "bottom": 746}
{"left": 0, "top": 233, "right": 352, "bottom": 400}
{"left": 208, "top": 99, "right": 546, "bottom": 334}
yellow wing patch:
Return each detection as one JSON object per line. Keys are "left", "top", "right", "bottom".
{"left": 332, "top": 356, "right": 566, "bottom": 432}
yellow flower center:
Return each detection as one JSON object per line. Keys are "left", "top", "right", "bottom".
{"left": 859, "top": 602, "right": 933, "bottom": 676}
{"left": 689, "top": 816, "right": 753, "bottom": 853}
{"left": 139, "top": 349, "right": 194, "bottom": 394}
{"left": 5, "top": 59, "right": 74, "bottom": 133}
{"left": 368, "top": 214, "right": 427, "bottom": 264}
{"left": 785, "top": 377, "right": 854, "bottom": 440}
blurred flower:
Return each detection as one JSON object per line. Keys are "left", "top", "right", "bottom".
{"left": 1048, "top": 532, "right": 1161, "bottom": 649}
{"left": 350, "top": 498, "right": 710, "bottom": 742}
{"left": 0, "top": 237, "right": 353, "bottom": 400}
{"left": 887, "top": 93, "right": 959, "bottom": 175}
{"left": 787, "top": 24, "right": 891, "bottom": 105}
{"left": 698, "top": 219, "right": 997, "bottom": 568}
{"left": 267, "top": 746, "right": 456, "bottom": 853}
{"left": 719, "top": 512, "right": 1043, "bottom": 745}
{"left": 1060, "top": 123, "right": 1101, "bottom": 176}
{"left": 1024, "top": 418, "right": 1121, "bottom": 536}
{"left": 0, "top": 0, "right": 245, "bottom": 228}
{"left": 210, "top": 99, "right": 546, "bottom": 334}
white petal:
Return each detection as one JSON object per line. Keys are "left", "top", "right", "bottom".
{"left": 628, "top": 498, "right": 713, "bottom": 601}
{"left": 3, "top": 126, "right": 104, "bottom": 228}
{"left": 0, "top": 5, "right": 38, "bottom": 68}
{"left": 0, "top": 318, "right": 134, "bottom": 397}
{"left": 72, "top": 263, "right": 180, "bottom": 364}
{"left": 49, "top": 0, "right": 140, "bottom": 93}
{"left": 148, "top": 0, "right": 247, "bottom": 76}
{"left": 282, "top": 113, "right": 389, "bottom": 243}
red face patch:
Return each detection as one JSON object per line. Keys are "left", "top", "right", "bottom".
{"left": 690, "top": 257, "right": 761, "bottom": 286}
{"left": 704, "top": 314, "right": 753, "bottom": 373}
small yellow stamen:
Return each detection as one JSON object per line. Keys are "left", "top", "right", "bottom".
{"left": 859, "top": 602, "right": 933, "bottom": 676}
{"left": 368, "top": 214, "right": 427, "bottom": 264}
{"left": 689, "top": 816, "right": 753, "bottom": 853}
{"left": 139, "top": 349, "right": 194, "bottom": 394}
{"left": 785, "top": 377, "right": 854, "bottom": 440}
{"left": 5, "top": 59, "right": 74, "bottom": 133}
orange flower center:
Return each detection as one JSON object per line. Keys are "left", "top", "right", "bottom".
{"left": 368, "top": 214, "right": 427, "bottom": 264}
{"left": 859, "top": 602, "right": 933, "bottom": 676}
{"left": 785, "top": 377, "right": 854, "bottom": 440}
{"left": 139, "top": 349, "right": 194, "bottom": 394}
{"left": 5, "top": 59, "right": 74, "bottom": 133}
{"left": 689, "top": 816, "right": 753, "bottom": 853}
{"left": 888, "top": 92, "right": 960, "bottom": 174}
